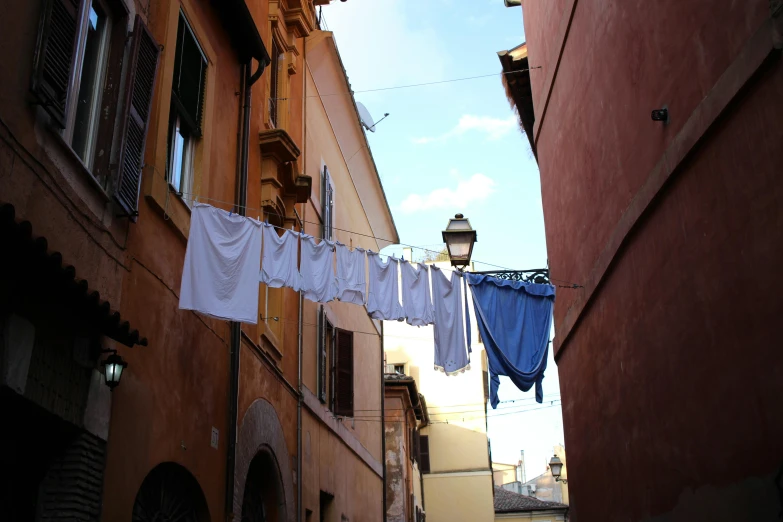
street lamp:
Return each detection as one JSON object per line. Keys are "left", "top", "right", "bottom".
{"left": 102, "top": 351, "right": 128, "bottom": 391}
{"left": 442, "top": 214, "right": 477, "bottom": 268}
{"left": 549, "top": 454, "right": 567, "bottom": 483}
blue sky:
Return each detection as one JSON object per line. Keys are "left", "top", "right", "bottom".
{"left": 324, "top": 1, "right": 564, "bottom": 480}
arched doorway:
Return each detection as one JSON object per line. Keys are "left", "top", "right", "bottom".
{"left": 233, "top": 399, "right": 295, "bottom": 522}
{"left": 241, "top": 448, "right": 286, "bottom": 522}
{"left": 132, "top": 462, "right": 210, "bottom": 522}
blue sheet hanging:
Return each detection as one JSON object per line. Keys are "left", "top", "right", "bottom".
{"left": 467, "top": 274, "right": 555, "bottom": 408}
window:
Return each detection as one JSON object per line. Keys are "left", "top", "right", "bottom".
{"left": 333, "top": 329, "right": 354, "bottom": 417}
{"left": 31, "top": 2, "right": 161, "bottom": 215}
{"left": 321, "top": 166, "right": 334, "bottom": 240}
{"left": 67, "top": 1, "right": 111, "bottom": 167}
{"left": 394, "top": 364, "right": 405, "bottom": 375}
{"left": 268, "top": 39, "right": 283, "bottom": 128}
{"left": 317, "top": 306, "right": 334, "bottom": 403}
{"left": 419, "top": 435, "right": 431, "bottom": 474}
{"left": 166, "top": 12, "right": 207, "bottom": 204}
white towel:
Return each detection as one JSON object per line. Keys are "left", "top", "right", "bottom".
{"left": 400, "top": 260, "right": 434, "bottom": 326}
{"left": 335, "top": 243, "right": 366, "bottom": 305}
{"left": 300, "top": 235, "right": 337, "bottom": 303}
{"left": 259, "top": 224, "right": 302, "bottom": 291}
{"left": 366, "top": 252, "right": 404, "bottom": 321}
{"left": 431, "top": 266, "right": 469, "bottom": 375}
{"left": 179, "top": 203, "right": 262, "bottom": 324}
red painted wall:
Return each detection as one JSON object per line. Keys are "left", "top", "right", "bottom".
{"left": 522, "top": 0, "right": 783, "bottom": 519}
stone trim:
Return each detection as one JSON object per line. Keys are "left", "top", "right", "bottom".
{"left": 233, "top": 399, "right": 296, "bottom": 522}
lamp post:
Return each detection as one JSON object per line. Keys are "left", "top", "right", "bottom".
{"left": 441, "top": 214, "right": 477, "bottom": 269}
{"left": 101, "top": 351, "right": 128, "bottom": 391}
{"left": 549, "top": 454, "right": 567, "bottom": 484}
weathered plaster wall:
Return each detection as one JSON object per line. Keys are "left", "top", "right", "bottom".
{"left": 521, "top": 0, "right": 783, "bottom": 519}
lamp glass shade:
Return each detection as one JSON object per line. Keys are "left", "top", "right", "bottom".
{"left": 442, "top": 215, "right": 477, "bottom": 267}
{"left": 549, "top": 455, "right": 563, "bottom": 478}
{"left": 102, "top": 353, "right": 127, "bottom": 390}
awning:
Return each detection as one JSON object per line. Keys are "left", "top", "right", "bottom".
{"left": 0, "top": 204, "right": 147, "bottom": 348}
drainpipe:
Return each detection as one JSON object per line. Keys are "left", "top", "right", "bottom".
{"left": 227, "top": 58, "right": 265, "bottom": 520}
{"left": 381, "top": 321, "right": 387, "bottom": 522}
{"left": 296, "top": 205, "right": 304, "bottom": 522}
{"left": 297, "top": 33, "right": 307, "bottom": 522}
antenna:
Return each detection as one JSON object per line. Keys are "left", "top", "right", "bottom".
{"left": 356, "top": 101, "right": 379, "bottom": 133}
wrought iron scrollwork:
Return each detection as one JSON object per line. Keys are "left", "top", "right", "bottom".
{"left": 471, "top": 269, "right": 550, "bottom": 284}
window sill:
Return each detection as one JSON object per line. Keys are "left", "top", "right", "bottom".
{"left": 260, "top": 321, "right": 284, "bottom": 360}
{"left": 49, "top": 131, "right": 112, "bottom": 203}
{"left": 143, "top": 171, "right": 192, "bottom": 240}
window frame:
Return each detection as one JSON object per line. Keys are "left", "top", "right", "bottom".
{"left": 317, "top": 306, "right": 334, "bottom": 404}
{"left": 165, "top": 10, "right": 207, "bottom": 205}
{"left": 63, "top": 0, "right": 113, "bottom": 170}
{"left": 268, "top": 37, "right": 282, "bottom": 128}
{"left": 321, "top": 165, "right": 334, "bottom": 241}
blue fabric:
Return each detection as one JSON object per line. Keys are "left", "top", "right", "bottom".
{"left": 463, "top": 274, "right": 471, "bottom": 358}
{"left": 467, "top": 274, "right": 555, "bottom": 408}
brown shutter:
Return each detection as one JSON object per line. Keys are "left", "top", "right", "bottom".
{"left": 333, "top": 329, "right": 353, "bottom": 417}
{"left": 317, "top": 306, "right": 327, "bottom": 403}
{"left": 419, "top": 435, "right": 430, "bottom": 474}
{"left": 413, "top": 430, "right": 421, "bottom": 465}
{"left": 31, "top": 0, "right": 79, "bottom": 128}
{"left": 114, "top": 15, "right": 160, "bottom": 219}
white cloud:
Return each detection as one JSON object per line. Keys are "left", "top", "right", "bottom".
{"left": 399, "top": 174, "right": 497, "bottom": 213}
{"left": 414, "top": 114, "right": 517, "bottom": 144}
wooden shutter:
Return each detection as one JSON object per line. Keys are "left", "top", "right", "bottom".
{"left": 317, "top": 306, "right": 327, "bottom": 403}
{"left": 171, "top": 13, "right": 207, "bottom": 136}
{"left": 114, "top": 15, "right": 160, "bottom": 219}
{"left": 413, "top": 430, "right": 421, "bottom": 465}
{"left": 419, "top": 435, "right": 430, "bottom": 474}
{"left": 31, "top": 0, "right": 79, "bottom": 128}
{"left": 333, "top": 329, "right": 353, "bottom": 417}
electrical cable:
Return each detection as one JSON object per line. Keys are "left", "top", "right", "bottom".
{"left": 143, "top": 172, "right": 583, "bottom": 288}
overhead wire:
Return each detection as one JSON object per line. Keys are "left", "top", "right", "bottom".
{"left": 144, "top": 175, "right": 582, "bottom": 289}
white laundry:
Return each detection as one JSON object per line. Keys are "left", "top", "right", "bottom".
{"left": 300, "top": 235, "right": 337, "bottom": 303}
{"left": 431, "top": 266, "right": 470, "bottom": 375}
{"left": 259, "top": 224, "right": 302, "bottom": 291}
{"left": 335, "top": 243, "right": 366, "bottom": 305}
{"left": 366, "top": 252, "right": 404, "bottom": 321}
{"left": 179, "top": 203, "right": 262, "bottom": 324}
{"left": 400, "top": 260, "right": 434, "bottom": 326}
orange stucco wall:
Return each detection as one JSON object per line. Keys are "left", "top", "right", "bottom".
{"left": 1, "top": 1, "right": 396, "bottom": 521}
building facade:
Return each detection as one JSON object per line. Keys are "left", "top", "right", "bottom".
{"left": 384, "top": 373, "right": 427, "bottom": 522}
{"left": 505, "top": 0, "right": 783, "bottom": 520}
{"left": 384, "top": 256, "right": 496, "bottom": 522}
{"left": 0, "top": 0, "right": 395, "bottom": 521}
{"left": 493, "top": 487, "right": 568, "bottom": 522}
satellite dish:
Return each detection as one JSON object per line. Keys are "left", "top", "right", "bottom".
{"left": 356, "top": 102, "right": 377, "bottom": 133}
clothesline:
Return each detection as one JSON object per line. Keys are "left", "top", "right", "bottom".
{"left": 351, "top": 396, "right": 563, "bottom": 416}
{"left": 157, "top": 185, "right": 581, "bottom": 288}
{"left": 345, "top": 402, "right": 564, "bottom": 423}
{"left": 352, "top": 394, "right": 562, "bottom": 412}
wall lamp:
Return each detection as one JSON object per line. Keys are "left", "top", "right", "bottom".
{"left": 101, "top": 349, "right": 128, "bottom": 391}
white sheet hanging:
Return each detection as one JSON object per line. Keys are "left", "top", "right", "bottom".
{"left": 400, "top": 260, "right": 434, "bottom": 326}
{"left": 431, "top": 266, "right": 470, "bottom": 375}
{"left": 366, "top": 251, "right": 404, "bottom": 321}
{"left": 335, "top": 243, "right": 367, "bottom": 305}
{"left": 259, "top": 224, "right": 302, "bottom": 291}
{"left": 179, "top": 203, "right": 262, "bottom": 324}
{"left": 300, "top": 234, "right": 337, "bottom": 303}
